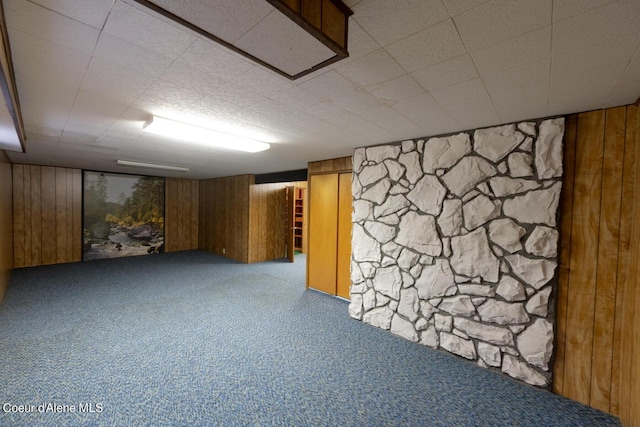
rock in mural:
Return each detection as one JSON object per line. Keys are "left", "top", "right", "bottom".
{"left": 350, "top": 118, "right": 564, "bottom": 388}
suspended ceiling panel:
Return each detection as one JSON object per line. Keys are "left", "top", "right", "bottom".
{"left": 139, "top": 0, "right": 350, "bottom": 78}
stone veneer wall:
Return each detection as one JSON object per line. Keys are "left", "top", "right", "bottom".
{"left": 348, "top": 118, "right": 565, "bottom": 387}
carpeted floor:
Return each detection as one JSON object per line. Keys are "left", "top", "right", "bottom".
{"left": 0, "top": 251, "right": 620, "bottom": 426}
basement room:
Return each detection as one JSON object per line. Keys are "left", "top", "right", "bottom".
{"left": 0, "top": 0, "right": 639, "bottom": 425}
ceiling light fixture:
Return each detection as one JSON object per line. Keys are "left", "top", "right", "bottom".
{"left": 117, "top": 159, "right": 190, "bottom": 172}
{"left": 142, "top": 115, "right": 270, "bottom": 153}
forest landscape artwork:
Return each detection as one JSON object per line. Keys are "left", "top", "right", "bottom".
{"left": 83, "top": 171, "right": 165, "bottom": 260}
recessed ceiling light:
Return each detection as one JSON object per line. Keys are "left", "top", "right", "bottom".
{"left": 142, "top": 115, "right": 270, "bottom": 153}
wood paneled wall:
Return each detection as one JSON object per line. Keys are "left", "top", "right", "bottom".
{"left": 199, "top": 175, "right": 253, "bottom": 263}
{"left": 12, "top": 165, "right": 82, "bottom": 268}
{"left": 0, "top": 151, "right": 13, "bottom": 303}
{"left": 554, "top": 105, "right": 640, "bottom": 426}
{"left": 165, "top": 178, "right": 199, "bottom": 253}
{"left": 308, "top": 156, "right": 352, "bottom": 175}
{"left": 248, "top": 181, "right": 307, "bottom": 263}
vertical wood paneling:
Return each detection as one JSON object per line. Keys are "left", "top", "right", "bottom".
{"left": 30, "top": 165, "right": 42, "bottom": 266}
{"left": 553, "top": 114, "right": 577, "bottom": 396}
{"left": 248, "top": 183, "right": 289, "bottom": 263}
{"left": 12, "top": 165, "right": 82, "bottom": 267}
{"left": 563, "top": 110, "right": 605, "bottom": 404}
{"left": 618, "top": 105, "right": 640, "bottom": 426}
{"left": 65, "top": 170, "right": 74, "bottom": 261}
{"left": 555, "top": 105, "right": 640, "bottom": 424}
{"left": 610, "top": 106, "right": 637, "bottom": 416}
{"left": 165, "top": 178, "right": 198, "bottom": 253}
{"left": 308, "top": 156, "right": 351, "bottom": 174}
{"left": 55, "top": 168, "right": 68, "bottom": 264}
{"left": 199, "top": 175, "right": 252, "bottom": 263}
{"left": 336, "top": 172, "right": 352, "bottom": 299}
{"left": 12, "top": 164, "right": 24, "bottom": 268}
{"left": 308, "top": 173, "right": 338, "bottom": 294}
{"left": 590, "top": 107, "right": 626, "bottom": 412}
{"left": 23, "top": 166, "right": 31, "bottom": 265}
{"left": 71, "top": 169, "right": 82, "bottom": 262}
{"left": 0, "top": 151, "right": 13, "bottom": 302}
{"left": 613, "top": 106, "right": 637, "bottom": 419}
{"left": 40, "top": 167, "right": 56, "bottom": 265}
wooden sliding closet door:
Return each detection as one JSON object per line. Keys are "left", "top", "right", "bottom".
{"left": 336, "top": 173, "right": 352, "bottom": 299}
{"left": 308, "top": 173, "right": 339, "bottom": 294}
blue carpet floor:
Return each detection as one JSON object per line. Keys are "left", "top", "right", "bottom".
{"left": 0, "top": 251, "right": 620, "bottom": 426}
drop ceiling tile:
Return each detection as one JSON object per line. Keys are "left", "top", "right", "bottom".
{"left": 605, "top": 77, "right": 640, "bottom": 108}
{"left": 14, "top": 53, "right": 85, "bottom": 94}
{"left": 204, "top": 82, "right": 268, "bottom": 111}
{"left": 552, "top": 0, "right": 616, "bottom": 22}
{"left": 483, "top": 58, "right": 550, "bottom": 95}
{"left": 134, "top": 80, "right": 204, "bottom": 115}
{"left": 103, "top": 1, "right": 196, "bottom": 59}
{"left": 552, "top": 1, "right": 640, "bottom": 56}
{"left": 491, "top": 81, "right": 549, "bottom": 123}
{"left": 386, "top": 19, "right": 467, "bottom": 73}
{"left": 232, "top": 67, "right": 322, "bottom": 109}
{"left": 618, "top": 49, "right": 640, "bottom": 83}
{"left": 149, "top": 0, "right": 272, "bottom": 43}
{"left": 10, "top": 30, "right": 90, "bottom": 89}
{"left": 66, "top": 90, "right": 131, "bottom": 133}
{"left": 305, "top": 101, "right": 393, "bottom": 141}
{"left": 412, "top": 54, "right": 478, "bottom": 92}
{"left": 81, "top": 58, "right": 156, "bottom": 104}
{"left": 339, "top": 20, "right": 380, "bottom": 63}
{"left": 93, "top": 33, "right": 174, "bottom": 79}
{"left": 28, "top": 0, "right": 114, "bottom": 29}
{"left": 365, "top": 74, "right": 425, "bottom": 103}
{"left": 551, "top": 32, "right": 640, "bottom": 80}
{"left": 336, "top": 49, "right": 406, "bottom": 88}
{"left": 234, "top": 10, "right": 334, "bottom": 76}
{"left": 23, "top": 125, "right": 62, "bottom": 142}
{"left": 159, "top": 60, "right": 227, "bottom": 94}
{"left": 471, "top": 26, "right": 552, "bottom": 77}
{"left": 355, "top": 105, "right": 424, "bottom": 136}
{"left": 4, "top": 0, "right": 100, "bottom": 55}
{"left": 443, "top": 0, "right": 491, "bottom": 16}
{"left": 430, "top": 78, "right": 500, "bottom": 130}
{"left": 177, "top": 38, "right": 253, "bottom": 82}
{"left": 392, "top": 93, "right": 459, "bottom": 136}
{"left": 549, "top": 62, "right": 627, "bottom": 114}
{"left": 454, "top": 0, "right": 552, "bottom": 52}
{"left": 298, "top": 70, "right": 383, "bottom": 112}
{"left": 188, "top": 97, "right": 245, "bottom": 124}
{"left": 236, "top": 99, "right": 320, "bottom": 133}
{"left": 17, "top": 80, "right": 78, "bottom": 129}
{"left": 335, "top": 91, "right": 386, "bottom": 114}
{"left": 352, "top": 0, "right": 450, "bottom": 47}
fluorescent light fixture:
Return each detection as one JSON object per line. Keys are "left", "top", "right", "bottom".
{"left": 117, "top": 159, "right": 190, "bottom": 172}
{"left": 142, "top": 115, "right": 270, "bottom": 153}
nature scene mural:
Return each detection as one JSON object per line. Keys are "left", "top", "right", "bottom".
{"left": 83, "top": 171, "right": 165, "bottom": 260}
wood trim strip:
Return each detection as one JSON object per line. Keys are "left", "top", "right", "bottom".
{"left": 553, "top": 114, "right": 578, "bottom": 395}
{"left": 563, "top": 110, "right": 605, "bottom": 404}
{"left": 589, "top": 106, "right": 626, "bottom": 412}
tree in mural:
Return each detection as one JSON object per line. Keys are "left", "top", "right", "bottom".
{"left": 115, "top": 177, "right": 165, "bottom": 230}
{"left": 84, "top": 173, "right": 109, "bottom": 238}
